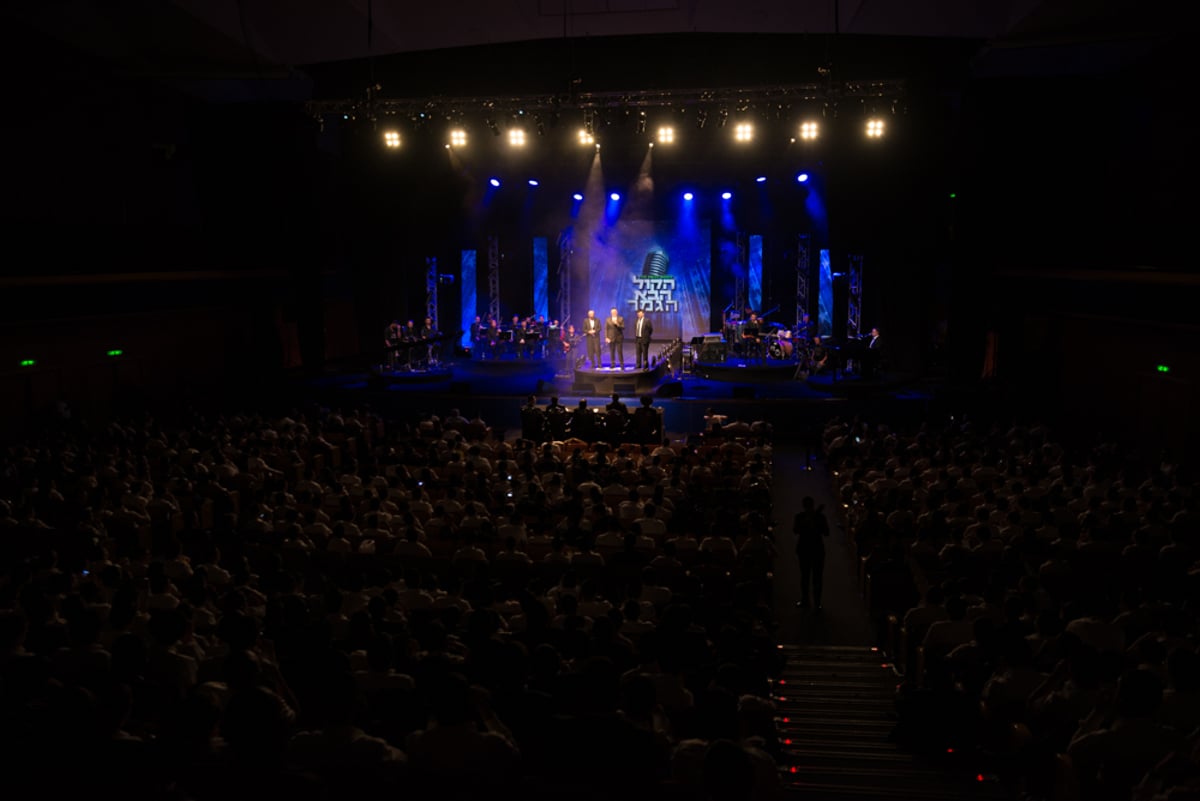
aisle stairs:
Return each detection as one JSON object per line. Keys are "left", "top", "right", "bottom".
{"left": 774, "top": 644, "right": 1010, "bottom": 801}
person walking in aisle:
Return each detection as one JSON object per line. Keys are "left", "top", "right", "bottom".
{"left": 793, "top": 495, "right": 830, "bottom": 609}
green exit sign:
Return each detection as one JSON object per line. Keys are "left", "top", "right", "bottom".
{"left": 20, "top": 359, "right": 36, "bottom": 367}
{"left": 1156, "top": 364, "right": 1171, "bottom": 374}
{"left": 106, "top": 349, "right": 124, "bottom": 357}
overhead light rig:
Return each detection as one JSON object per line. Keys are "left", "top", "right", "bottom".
{"left": 306, "top": 80, "right": 906, "bottom": 125}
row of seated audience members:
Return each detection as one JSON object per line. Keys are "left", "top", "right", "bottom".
{"left": 820, "top": 414, "right": 1200, "bottom": 801}
{"left": 521, "top": 394, "right": 665, "bottom": 445}
{"left": 0, "top": 404, "right": 785, "bottom": 801}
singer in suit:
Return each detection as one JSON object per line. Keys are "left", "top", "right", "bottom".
{"left": 633, "top": 309, "right": 653, "bottom": 369}
{"left": 605, "top": 307, "right": 625, "bottom": 370}
{"left": 583, "top": 310, "right": 602, "bottom": 367}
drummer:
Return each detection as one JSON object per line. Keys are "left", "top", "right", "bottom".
{"left": 775, "top": 327, "right": 796, "bottom": 360}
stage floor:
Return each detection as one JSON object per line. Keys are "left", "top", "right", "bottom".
{"left": 294, "top": 354, "right": 934, "bottom": 440}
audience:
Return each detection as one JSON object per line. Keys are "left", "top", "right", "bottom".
{"left": 0, "top": 402, "right": 780, "bottom": 800}
{"left": 823, "top": 413, "right": 1199, "bottom": 800}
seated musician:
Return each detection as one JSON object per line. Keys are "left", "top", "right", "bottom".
{"left": 385, "top": 320, "right": 403, "bottom": 369}
{"left": 485, "top": 317, "right": 500, "bottom": 359}
{"left": 724, "top": 311, "right": 741, "bottom": 355}
{"left": 795, "top": 313, "right": 813, "bottom": 346}
{"left": 535, "top": 315, "right": 549, "bottom": 357}
{"left": 469, "top": 315, "right": 484, "bottom": 354}
{"left": 811, "top": 336, "right": 829, "bottom": 373}
{"left": 565, "top": 323, "right": 577, "bottom": 350}
{"left": 742, "top": 312, "right": 765, "bottom": 364}
{"left": 547, "top": 319, "right": 561, "bottom": 358}
{"left": 422, "top": 317, "right": 440, "bottom": 365}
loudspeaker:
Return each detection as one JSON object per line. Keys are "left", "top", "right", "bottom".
{"left": 656, "top": 381, "right": 684, "bottom": 398}
{"left": 732, "top": 386, "right": 756, "bottom": 400}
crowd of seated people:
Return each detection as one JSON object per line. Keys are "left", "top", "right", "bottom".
{"left": 822, "top": 414, "right": 1200, "bottom": 800}
{"left": 0, "top": 402, "right": 783, "bottom": 801}
{"left": 520, "top": 394, "right": 666, "bottom": 446}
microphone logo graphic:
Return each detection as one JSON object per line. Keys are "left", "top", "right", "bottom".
{"left": 642, "top": 251, "right": 669, "bottom": 277}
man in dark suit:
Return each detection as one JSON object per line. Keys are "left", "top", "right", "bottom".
{"left": 605, "top": 307, "right": 625, "bottom": 370}
{"left": 583, "top": 309, "right": 602, "bottom": 368}
{"left": 633, "top": 309, "right": 653, "bottom": 369}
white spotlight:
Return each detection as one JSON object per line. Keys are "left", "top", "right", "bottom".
{"left": 799, "top": 121, "right": 819, "bottom": 140}
{"left": 866, "top": 118, "right": 885, "bottom": 138}
{"left": 508, "top": 128, "right": 527, "bottom": 147}
{"left": 734, "top": 123, "right": 754, "bottom": 143}
{"left": 577, "top": 129, "right": 594, "bottom": 146}
{"left": 656, "top": 126, "right": 675, "bottom": 145}
{"left": 383, "top": 131, "right": 401, "bottom": 149}
{"left": 449, "top": 128, "right": 467, "bottom": 147}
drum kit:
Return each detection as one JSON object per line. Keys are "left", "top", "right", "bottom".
{"left": 766, "top": 330, "right": 795, "bottom": 360}
{"left": 720, "top": 311, "right": 809, "bottom": 363}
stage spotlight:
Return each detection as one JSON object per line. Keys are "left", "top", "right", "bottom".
{"left": 577, "top": 128, "right": 594, "bottom": 146}
{"left": 610, "top": 192, "right": 621, "bottom": 202}
{"left": 383, "top": 130, "right": 401, "bottom": 148}
{"left": 508, "top": 128, "right": 527, "bottom": 147}
{"left": 528, "top": 179, "right": 539, "bottom": 187}
{"left": 449, "top": 128, "right": 467, "bottom": 147}
{"left": 866, "top": 118, "right": 885, "bottom": 138}
{"left": 734, "top": 123, "right": 753, "bottom": 142}
{"left": 800, "top": 121, "right": 819, "bottom": 140}
{"left": 756, "top": 176, "right": 767, "bottom": 183}
{"left": 696, "top": 110, "right": 707, "bottom": 129}
{"left": 573, "top": 193, "right": 584, "bottom": 201}
{"left": 657, "top": 126, "right": 675, "bottom": 144}
{"left": 683, "top": 192, "right": 694, "bottom": 201}
{"left": 796, "top": 173, "right": 809, "bottom": 183}
{"left": 635, "top": 111, "right": 647, "bottom": 135}
{"left": 721, "top": 191, "right": 732, "bottom": 200}
{"left": 489, "top": 178, "right": 501, "bottom": 187}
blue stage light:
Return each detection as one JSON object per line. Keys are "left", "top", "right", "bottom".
{"left": 683, "top": 192, "right": 694, "bottom": 201}
{"left": 721, "top": 191, "right": 732, "bottom": 200}
{"left": 528, "top": 179, "right": 539, "bottom": 187}
{"left": 796, "top": 172, "right": 809, "bottom": 183}
{"left": 756, "top": 176, "right": 767, "bottom": 183}
{"left": 573, "top": 193, "right": 584, "bottom": 201}
{"left": 489, "top": 178, "right": 501, "bottom": 187}
{"left": 610, "top": 192, "right": 620, "bottom": 201}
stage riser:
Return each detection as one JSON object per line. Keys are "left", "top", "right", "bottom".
{"left": 572, "top": 361, "right": 671, "bottom": 397}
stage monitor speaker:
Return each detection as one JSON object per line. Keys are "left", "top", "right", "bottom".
{"left": 656, "top": 381, "right": 683, "bottom": 398}
{"left": 732, "top": 386, "right": 756, "bottom": 400}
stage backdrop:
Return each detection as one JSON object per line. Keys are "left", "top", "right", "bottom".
{"left": 585, "top": 219, "right": 711, "bottom": 344}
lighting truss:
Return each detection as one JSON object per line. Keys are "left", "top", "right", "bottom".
{"left": 307, "top": 81, "right": 906, "bottom": 124}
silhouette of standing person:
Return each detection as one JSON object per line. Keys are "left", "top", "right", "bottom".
{"left": 793, "top": 496, "right": 830, "bottom": 609}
